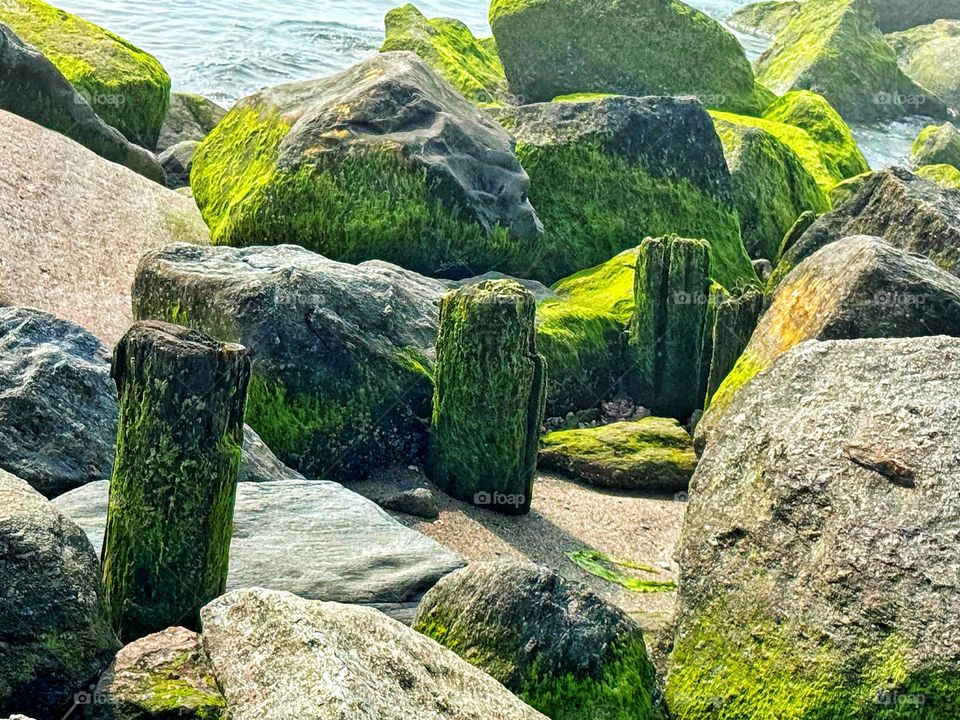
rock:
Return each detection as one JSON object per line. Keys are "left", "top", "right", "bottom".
{"left": 157, "top": 92, "right": 226, "bottom": 152}
{"left": 380, "top": 487, "right": 441, "bottom": 520}
{"left": 755, "top": 0, "right": 948, "bottom": 122}
{"left": 191, "top": 51, "right": 541, "bottom": 278}
{"left": 761, "top": 89, "right": 870, "bottom": 180}
{"left": 159, "top": 139, "right": 198, "bottom": 189}
{"left": 237, "top": 425, "right": 296, "bottom": 484}
{"left": 0, "top": 110, "right": 209, "bottom": 343}
{"left": 0, "top": 0, "right": 170, "bottom": 148}
{"left": 751, "top": 259, "right": 773, "bottom": 280}
{"left": 871, "top": 0, "right": 960, "bottom": 32}
{"left": 0, "top": 470, "right": 118, "bottom": 718}
{"left": 92, "top": 627, "right": 225, "bottom": 720}
{"left": 133, "top": 243, "right": 447, "bottom": 481}
{"left": 773, "top": 167, "right": 960, "bottom": 285}
{"left": 911, "top": 121, "right": 960, "bottom": 169}
{"left": 496, "top": 96, "right": 752, "bottom": 286}
{"left": 381, "top": 4, "right": 507, "bottom": 104}
{"left": 0, "top": 23, "right": 163, "bottom": 181}
{"left": 712, "top": 113, "right": 830, "bottom": 262}
{"left": 489, "top": 0, "right": 768, "bottom": 114}
{"left": 828, "top": 170, "right": 874, "bottom": 206}
{"left": 726, "top": 0, "right": 802, "bottom": 37}
{"left": 888, "top": 19, "right": 960, "bottom": 110}
{"left": 200, "top": 588, "right": 548, "bottom": 719}
{"left": 428, "top": 281, "right": 546, "bottom": 515}
{"left": 0, "top": 308, "right": 116, "bottom": 498}
{"left": 917, "top": 162, "right": 960, "bottom": 188}
{"left": 415, "top": 562, "right": 665, "bottom": 720}
{"left": 668, "top": 336, "right": 960, "bottom": 718}
{"left": 539, "top": 417, "right": 697, "bottom": 492}
{"left": 700, "top": 236, "right": 960, "bottom": 450}
{"left": 54, "top": 478, "right": 464, "bottom": 622}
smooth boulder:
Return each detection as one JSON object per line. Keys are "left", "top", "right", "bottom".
{"left": 200, "top": 588, "right": 548, "bottom": 719}
{"left": 911, "top": 121, "right": 960, "bottom": 169}
{"left": 157, "top": 92, "right": 226, "bottom": 152}
{"left": 888, "top": 19, "right": 960, "bottom": 110}
{"left": 191, "top": 51, "right": 541, "bottom": 278}
{"left": 416, "top": 562, "right": 666, "bottom": 720}
{"left": 0, "top": 109, "right": 209, "bottom": 343}
{"left": 669, "top": 336, "right": 960, "bottom": 718}
{"left": 0, "top": 470, "right": 118, "bottom": 718}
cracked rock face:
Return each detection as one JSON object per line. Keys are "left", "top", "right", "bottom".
{"left": 668, "top": 336, "right": 960, "bottom": 719}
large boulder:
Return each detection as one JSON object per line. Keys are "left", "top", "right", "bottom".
{"left": 712, "top": 112, "right": 829, "bottom": 262}
{"left": 0, "top": 23, "right": 162, "bottom": 181}
{"left": 415, "top": 562, "right": 666, "bottom": 720}
{"left": 488, "top": 0, "right": 769, "bottom": 114}
{"left": 755, "top": 0, "right": 948, "bottom": 122}
{"left": 92, "top": 627, "right": 225, "bottom": 720}
{"left": 0, "top": 109, "right": 209, "bottom": 343}
{"left": 157, "top": 92, "right": 226, "bottom": 152}
{"left": 191, "top": 51, "right": 541, "bottom": 278}
{"left": 700, "top": 236, "right": 960, "bottom": 449}
{"left": 668, "top": 336, "right": 960, "bottom": 719}
{"left": 726, "top": 0, "right": 802, "bottom": 37}
{"left": 539, "top": 418, "right": 697, "bottom": 492}
{"left": 132, "top": 243, "right": 447, "bottom": 481}
{"left": 54, "top": 476, "right": 465, "bottom": 623}
{"left": 872, "top": 0, "right": 960, "bottom": 32}
{"left": 200, "top": 588, "right": 548, "bottom": 719}
{"left": 911, "top": 121, "right": 960, "bottom": 168}
{"left": 381, "top": 4, "right": 507, "bottom": 104}
{"left": 888, "top": 20, "right": 960, "bottom": 111}
{"left": 0, "top": 470, "right": 118, "bottom": 717}
{"left": 496, "top": 96, "right": 752, "bottom": 286}
{"left": 772, "top": 167, "right": 960, "bottom": 285}
{"left": 0, "top": 0, "right": 170, "bottom": 148}
{"left": 0, "top": 308, "right": 116, "bottom": 498}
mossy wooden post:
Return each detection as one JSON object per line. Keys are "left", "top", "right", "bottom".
{"left": 628, "top": 235, "right": 711, "bottom": 420}
{"left": 703, "top": 290, "right": 764, "bottom": 409}
{"left": 428, "top": 280, "right": 546, "bottom": 516}
{"left": 101, "top": 321, "right": 250, "bottom": 642}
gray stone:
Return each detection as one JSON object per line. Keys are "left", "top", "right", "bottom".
{"left": 0, "top": 23, "right": 163, "bottom": 181}
{"left": 0, "top": 470, "right": 118, "bottom": 718}
{"left": 888, "top": 20, "right": 960, "bottom": 110}
{"left": 0, "top": 308, "right": 116, "bottom": 498}
{"left": 668, "top": 336, "right": 960, "bottom": 716}
{"left": 380, "top": 487, "right": 441, "bottom": 520}
{"left": 159, "top": 139, "right": 199, "bottom": 189}
{"left": 200, "top": 588, "right": 548, "bottom": 720}
{"left": 872, "top": 0, "right": 960, "bottom": 32}
{"left": 157, "top": 92, "right": 226, "bottom": 152}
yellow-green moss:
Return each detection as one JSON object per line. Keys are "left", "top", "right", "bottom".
{"left": 703, "top": 349, "right": 766, "bottom": 415}
{"left": 916, "top": 163, "right": 960, "bottom": 189}
{"left": 829, "top": 170, "right": 874, "bottom": 206}
{"left": 727, "top": 0, "right": 802, "bottom": 37}
{"left": 910, "top": 122, "right": 960, "bottom": 169}
{"left": 0, "top": 0, "right": 170, "bottom": 147}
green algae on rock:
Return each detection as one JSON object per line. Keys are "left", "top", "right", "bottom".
{"left": 762, "top": 90, "right": 870, "bottom": 180}
{"left": 887, "top": 20, "right": 960, "bottom": 111}
{"left": 101, "top": 322, "right": 250, "bottom": 642}
{"left": 539, "top": 417, "right": 697, "bottom": 492}
{"left": 415, "top": 561, "right": 667, "bottom": 720}
{"left": 712, "top": 113, "right": 830, "bottom": 262}
{"left": 755, "top": 0, "right": 948, "bottom": 122}
{"left": 0, "top": 0, "right": 170, "bottom": 148}
{"left": 916, "top": 163, "right": 960, "bottom": 189}
{"left": 190, "top": 52, "right": 540, "bottom": 279}
{"left": 702, "top": 289, "right": 764, "bottom": 408}
{"left": 428, "top": 281, "right": 546, "bottom": 515}
{"left": 911, "top": 122, "right": 960, "bottom": 169}
{"left": 726, "top": 0, "right": 801, "bottom": 37}
{"left": 381, "top": 4, "right": 507, "bottom": 104}
{"left": 489, "top": 0, "right": 768, "bottom": 113}
{"left": 828, "top": 170, "right": 874, "bottom": 206}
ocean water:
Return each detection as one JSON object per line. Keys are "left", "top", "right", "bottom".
{"left": 54, "top": 0, "right": 922, "bottom": 166}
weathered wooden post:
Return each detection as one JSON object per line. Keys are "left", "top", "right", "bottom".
{"left": 428, "top": 280, "right": 546, "bottom": 516}
{"left": 101, "top": 321, "right": 250, "bottom": 641}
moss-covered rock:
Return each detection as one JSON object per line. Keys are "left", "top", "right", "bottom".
{"left": 381, "top": 4, "right": 507, "bottom": 104}
{"left": 157, "top": 92, "right": 227, "bottom": 152}
{"left": 911, "top": 121, "right": 960, "bottom": 169}
{"left": 726, "top": 0, "right": 801, "bottom": 37}
{"left": 498, "top": 96, "right": 754, "bottom": 286}
{"left": 539, "top": 417, "right": 697, "bottom": 491}
{"left": 828, "top": 170, "right": 874, "bottom": 205}
{"left": 489, "top": 0, "right": 768, "bottom": 113}
{"left": 670, "top": 336, "right": 960, "bottom": 719}
{"left": 871, "top": 0, "right": 960, "bottom": 33}
{"left": 755, "top": 0, "right": 948, "bottom": 122}
{"left": 887, "top": 19, "right": 960, "bottom": 111}
{"left": 762, "top": 90, "right": 870, "bottom": 179}
{"left": 702, "top": 289, "right": 764, "bottom": 407}
{"left": 416, "top": 561, "right": 667, "bottom": 720}
{"left": 191, "top": 52, "right": 541, "bottom": 278}
{"left": 712, "top": 113, "right": 830, "bottom": 262}
{"left": 428, "top": 281, "right": 546, "bottom": 515}
{"left": 916, "top": 163, "right": 960, "bottom": 189}
{"left": 0, "top": 0, "right": 170, "bottom": 148}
